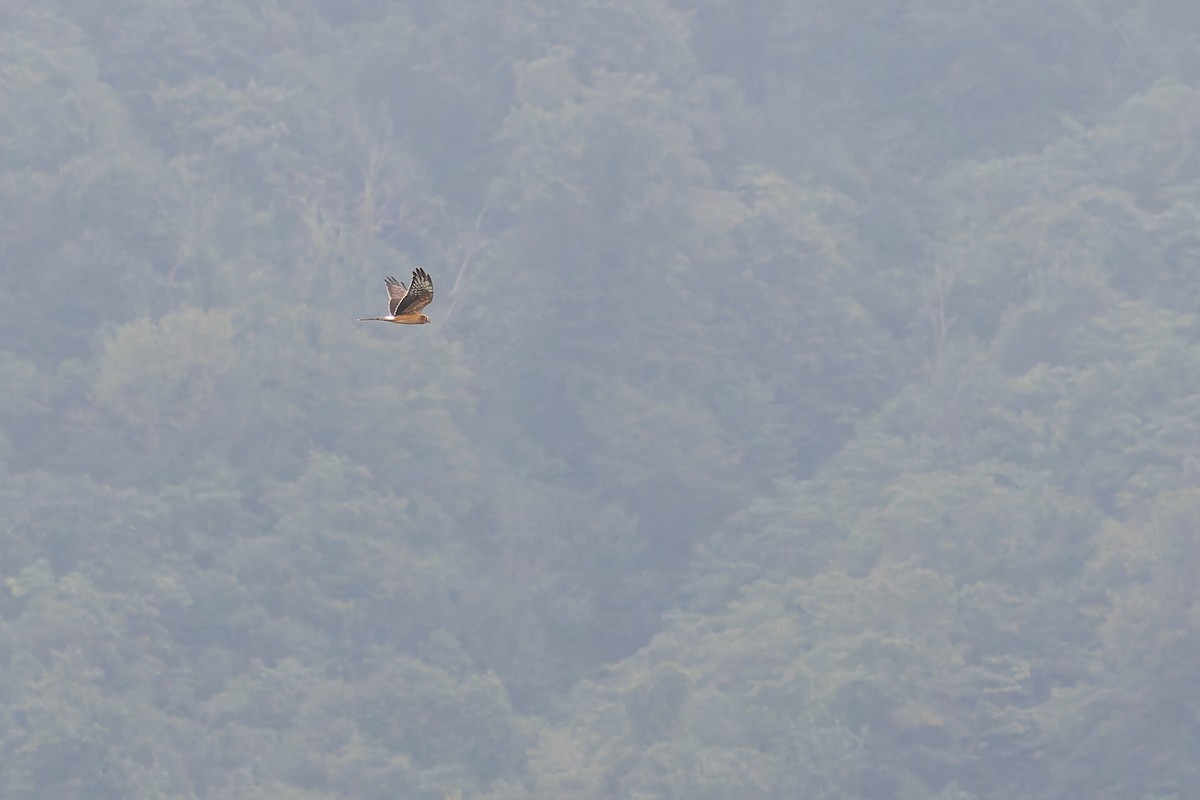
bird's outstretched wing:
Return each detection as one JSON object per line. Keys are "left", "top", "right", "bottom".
{"left": 393, "top": 268, "right": 434, "bottom": 315}
{"left": 385, "top": 276, "right": 408, "bottom": 316}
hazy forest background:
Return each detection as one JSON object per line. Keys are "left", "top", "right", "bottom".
{"left": 3, "top": 1, "right": 1200, "bottom": 797}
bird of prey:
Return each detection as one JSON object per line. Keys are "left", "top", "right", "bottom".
{"left": 358, "top": 269, "right": 434, "bottom": 325}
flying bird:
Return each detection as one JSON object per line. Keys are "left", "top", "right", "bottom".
{"left": 358, "top": 268, "right": 434, "bottom": 325}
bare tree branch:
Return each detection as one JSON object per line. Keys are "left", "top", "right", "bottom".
{"left": 441, "top": 199, "right": 491, "bottom": 326}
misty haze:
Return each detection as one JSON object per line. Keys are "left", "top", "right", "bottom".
{"left": 1, "top": 1, "right": 1197, "bottom": 798}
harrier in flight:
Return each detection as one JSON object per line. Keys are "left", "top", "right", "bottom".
{"left": 358, "top": 268, "right": 434, "bottom": 325}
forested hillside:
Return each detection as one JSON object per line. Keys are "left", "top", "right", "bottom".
{"left": 2, "top": 1, "right": 1199, "bottom": 797}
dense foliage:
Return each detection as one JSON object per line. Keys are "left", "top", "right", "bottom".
{"left": 2, "top": 1, "right": 1199, "bottom": 797}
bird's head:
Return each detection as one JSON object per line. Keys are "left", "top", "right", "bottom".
{"left": 418, "top": 315, "right": 431, "bottom": 324}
